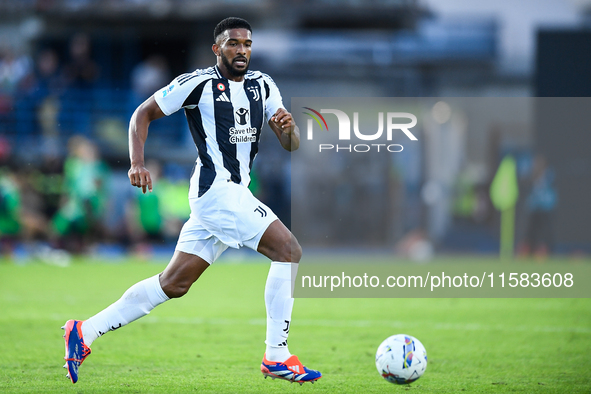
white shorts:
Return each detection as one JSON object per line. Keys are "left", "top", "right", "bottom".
{"left": 175, "top": 179, "right": 278, "bottom": 264}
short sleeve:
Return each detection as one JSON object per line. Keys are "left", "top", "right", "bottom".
{"left": 262, "top": 73, "right": 285, "bottom": 122}
{"left": 154, "top": 71, "right": 208, "bottom": 116}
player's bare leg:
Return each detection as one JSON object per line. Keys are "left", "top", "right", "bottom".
{"left": 257, "top": 219, "right": 321, "bottom": 384}
{"left": 159, "top": 251, "right": 211, "bottom": 298}
{"left": 62, "top": 251, "right": 209, "bottom": 383}
{"left": 257, "top": 219, "right": 301, "bottom": 263}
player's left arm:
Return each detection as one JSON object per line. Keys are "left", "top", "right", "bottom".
{"left": 269, "top": 108, "right": 300, "bottom": 152}
{"left": 262, "top": 73, "right": 299, "bottom": 151}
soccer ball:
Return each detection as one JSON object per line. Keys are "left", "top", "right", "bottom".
{"left": 375, "top": 334, "right": 427, "bottom": 384}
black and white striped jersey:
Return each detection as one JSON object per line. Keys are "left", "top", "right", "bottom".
{"left": 154, "top": 65, "right": 284, "bottom": 198}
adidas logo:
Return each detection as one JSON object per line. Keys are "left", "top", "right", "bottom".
{"left": 216, "top": 92, "right": 230, "bottom": 102}
{"left": 288, "top": 364, "right": 300, "bottom": 373}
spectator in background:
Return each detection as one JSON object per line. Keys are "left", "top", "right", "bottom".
{"left": 126, "top": 159, "right": 164, "bottom": 252}
{"left": 34, "top": 48, "right": 65, "bottom": 98}
{"left": 14, "top": 166, "right": 51, "bottom": 243}
{"left": 0, "top": 140, "right": 49, "bottom": 256}
{"left": 0, "top": 138, "right": 20, "bottom": 257}
{"left": 126, "top": 160, "right": 190, "bottom": 254}
{"left": 33, "top": 49, "right": 65, "bottom": 171}
{"left": 0, "top": 167, "right": 21, "bottom": 256}
{"left": 36, "top": 148, "right": 64, "bottom": 226}
{"left": 62, "top": 33, "right": 99, "bottom": 135}
{"left": 157, "top": 163, "right": 190, "bottom": 241}
{"left": 25, "top": 48, "right": 66, "bottom": 142}
{"left": 51, "top": 136, "right": 109, "bottom": 253}
{"left": 0, "top": 45, "right": 33, "bottom": 94}
{"left": 520, "top": 154, "right": 557, "bottom": 259}
{"left": 131, "top": 55, "right": 170, "bottom": 97}
{"left": 0, "top": 45, "right": 33, "bottom": 131}
{"left": 63, "top": 33, "right": 99, "bottom": 89}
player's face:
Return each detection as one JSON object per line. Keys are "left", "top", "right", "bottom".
{"left": 216, "top": 28, "right": 252, "bottom": 78}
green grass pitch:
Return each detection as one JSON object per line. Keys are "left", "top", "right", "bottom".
{"left": 0, "top": 257, "right": 590, "bottom": 393}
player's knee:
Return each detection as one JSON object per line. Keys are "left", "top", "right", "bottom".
{"left": 277, "top": 236, "right": 301, "bottom": 263}
{"left": 291, "top": 238, "right": 302, "bottom": 263}
{"left": 160, "top": 278, "right": 192, "bottom": 299}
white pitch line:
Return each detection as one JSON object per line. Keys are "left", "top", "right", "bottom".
{"left": 42, "top": 315, "right": 591, "bottom": 334}
{"left": 141, "top": 316, "right": 591, "bottom": 334}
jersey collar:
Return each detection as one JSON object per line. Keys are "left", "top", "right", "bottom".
{"left": 214, "top": 64, "right": 254, "bottom": 81}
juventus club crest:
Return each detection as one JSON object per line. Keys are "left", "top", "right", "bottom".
{"left": 247, "top": 86, "right": 260, "bottom": 101}
{"left": 235, "top": 108, "right": 249, "bottom": 125}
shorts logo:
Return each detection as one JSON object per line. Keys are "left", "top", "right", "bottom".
{"left": 235, "top": 108, "right": 249, "bottom": 125}
{"left": 217, "top": 83, "right": 225, "bottom": 91}
{"left": 254, "top": 206, "right": 267, "bottom": 217}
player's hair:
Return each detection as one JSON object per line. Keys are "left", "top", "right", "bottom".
{"left": 213, "top": 17, "right": 252, "bottom": 43}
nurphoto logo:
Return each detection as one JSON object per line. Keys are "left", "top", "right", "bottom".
{"left": 302, "top": 107, "right": 418, "bottom": 153}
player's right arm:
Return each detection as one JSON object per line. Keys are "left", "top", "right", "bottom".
{"left": 129, "top": 68, "right": 211, "bottom": 193}
{"left": 128, "top": 96, "right": 165, "bottom": 194}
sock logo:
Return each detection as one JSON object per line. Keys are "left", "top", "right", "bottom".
{"left": 283, "top": 320, "right": 290, "bottom": 334}
{"left": 110, "top": 323, "right": 122, "bottom": 331}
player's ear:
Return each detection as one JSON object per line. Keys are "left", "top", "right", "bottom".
{"left": 212, "top": 44, "right": 220, "bottom": 57}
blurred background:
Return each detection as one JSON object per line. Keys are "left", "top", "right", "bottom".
{"left": 0, "top": 0, "right": 590, "bottom": 261}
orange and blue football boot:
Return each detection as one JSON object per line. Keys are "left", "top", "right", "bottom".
{"left": 261, "top": 354, "right": 322, "bottom": 385}
{"left": 62, "top": 320, "right": 91, "bottom": 384}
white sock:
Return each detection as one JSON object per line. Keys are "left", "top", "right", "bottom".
{"left": 265, "top": 262, "right": 296, "bottom": 362}
{"left": 81, "top": 274, "right": 169, "bottom": 347}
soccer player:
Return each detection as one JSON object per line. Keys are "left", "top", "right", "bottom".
{"left": 62, "top": 17, "right": 321, "bottom": 385}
